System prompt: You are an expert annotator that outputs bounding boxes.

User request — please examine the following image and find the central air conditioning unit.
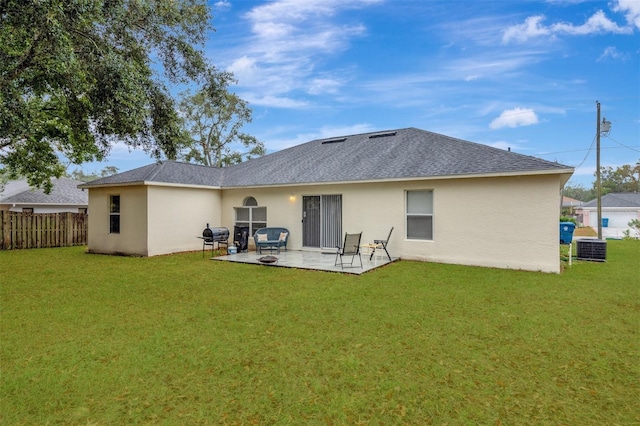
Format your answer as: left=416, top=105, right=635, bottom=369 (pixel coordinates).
left=576, top=239, right=607, bottom=262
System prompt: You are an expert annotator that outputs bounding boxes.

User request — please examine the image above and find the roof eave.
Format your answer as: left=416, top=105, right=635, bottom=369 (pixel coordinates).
left=145, top=182, right=222, bottom=190
left=221, top=168, right=576, bottom=189
left=0, top=202, right=87, bottom=206
left=578, top=206, right=640, bottom=210
left=79, top=181, right=221, bottom=190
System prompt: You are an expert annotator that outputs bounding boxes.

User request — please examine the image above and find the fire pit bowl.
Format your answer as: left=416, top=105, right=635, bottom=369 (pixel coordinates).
left=257, top=255, right=278, bottom=264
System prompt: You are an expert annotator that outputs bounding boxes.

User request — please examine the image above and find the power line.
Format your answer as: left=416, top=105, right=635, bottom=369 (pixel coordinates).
left=573, top=134, right=596, bottom=169
left=539, top=144, right=640, bottom=156
left=605, top=135, right=640, bottom=153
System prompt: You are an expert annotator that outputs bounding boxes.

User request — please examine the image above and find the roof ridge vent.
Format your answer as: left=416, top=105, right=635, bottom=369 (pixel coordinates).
left=321, top=137, right=347, bottom=144
left=368, top=131, right=397, bottom=139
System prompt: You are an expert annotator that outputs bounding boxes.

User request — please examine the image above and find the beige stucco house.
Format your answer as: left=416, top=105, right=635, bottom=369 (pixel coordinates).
left=79, top=128, right=574, bottom=272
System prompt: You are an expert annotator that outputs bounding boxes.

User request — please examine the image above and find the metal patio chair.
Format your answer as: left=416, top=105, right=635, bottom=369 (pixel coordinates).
left=370, top=227, right=393, bottom=262
left=335, top=232, right=363, bottom=269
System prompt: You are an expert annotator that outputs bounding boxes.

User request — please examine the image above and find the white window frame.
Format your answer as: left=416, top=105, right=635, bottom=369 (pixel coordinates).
left=234, top=197, right=267, bottom=235
left=406, top=190, right=433, bottom=240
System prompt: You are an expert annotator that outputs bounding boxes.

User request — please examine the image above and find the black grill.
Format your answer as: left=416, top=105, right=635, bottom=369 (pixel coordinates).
left=202, top=225, right=229, bottom=256
left=203, top=226, right=229, bottom=243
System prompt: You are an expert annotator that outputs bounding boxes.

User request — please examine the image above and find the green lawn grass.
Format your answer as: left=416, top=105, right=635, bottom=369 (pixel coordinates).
left=1, top=242, right=638, bottom=425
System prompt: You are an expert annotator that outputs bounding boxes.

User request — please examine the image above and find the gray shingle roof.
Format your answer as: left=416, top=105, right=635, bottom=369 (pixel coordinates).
left=582, top=193, right=640, bottom=208
left=0, top=177, right=87, bottom=205
left=221, top=127, right=571, bottom=187
left=80, top=160, right=224, bottom=188
left=80, top=127, right=573, bottom=189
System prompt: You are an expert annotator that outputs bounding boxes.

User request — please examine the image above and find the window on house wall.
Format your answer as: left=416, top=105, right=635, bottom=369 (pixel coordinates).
left=235, top=196, right=267, bottom=235
left=109, top=195, right=120, bottom=234
left=22, top=208, right=34, bottom=213
left=406, top=190, right=433, bottom=240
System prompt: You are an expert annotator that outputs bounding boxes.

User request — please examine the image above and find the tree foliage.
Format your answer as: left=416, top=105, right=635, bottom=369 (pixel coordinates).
left=564, top=160, right=639, bottom=202
left=179, top=72, right=265, bottom=167
left=0, top=0, right=212, bottom=192
left=562, top=183, right=595, bottom=202
left=596, top=160, right=640, bottom=194
left=66, top=166, right=119, bottom=182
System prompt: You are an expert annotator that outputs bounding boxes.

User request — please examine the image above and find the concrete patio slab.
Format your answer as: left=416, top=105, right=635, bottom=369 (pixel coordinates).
left=211, top=249, right=397, bottom=275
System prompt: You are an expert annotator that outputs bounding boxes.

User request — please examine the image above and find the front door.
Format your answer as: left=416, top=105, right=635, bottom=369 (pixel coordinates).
left=302, top=195, right=342, bottom=248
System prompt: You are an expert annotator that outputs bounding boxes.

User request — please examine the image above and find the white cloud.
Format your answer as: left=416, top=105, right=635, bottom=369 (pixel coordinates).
left=502, top=15, right=551, bottom=43
left=213, top=1, right=231, bottom=12
left=220, top=0, right=380, bottom=107
left=613, top=0, right=640, bottom=29
left=227, top=56, right=259, bottom=82
left=307, top=78, right=343, bottom=95
left=597, top=46, right=625, bottom=61
left=551, top=10, right=631, bottom=35
left=489, top=108, right=539, bottom=129
left=242, top=94, right=309, bottom=109
left=503, top=9, right=632, bottom=43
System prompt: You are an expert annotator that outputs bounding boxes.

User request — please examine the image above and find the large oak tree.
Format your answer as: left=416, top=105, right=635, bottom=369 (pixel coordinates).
left=179, top=71, right=265, bottom=168
left=1, top=0, right=212, bottom=192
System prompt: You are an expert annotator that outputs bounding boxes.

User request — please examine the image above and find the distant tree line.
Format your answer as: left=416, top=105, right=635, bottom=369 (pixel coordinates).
left=564, top=160, right=640, bottom=201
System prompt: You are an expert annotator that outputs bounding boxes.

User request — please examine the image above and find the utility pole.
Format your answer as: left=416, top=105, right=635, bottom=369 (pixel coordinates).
left=596, top=101, right=602, bottom=240
left=595, top=101, right=611, bottom=240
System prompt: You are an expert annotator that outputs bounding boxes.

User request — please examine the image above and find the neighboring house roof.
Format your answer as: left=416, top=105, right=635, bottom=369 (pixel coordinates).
left=80, top=127, right=573, bottom=189
left=562, top=196, right=583, bottom=207
left=581, top=193, right=640, bottom=208
left=0, top=177, right=88, bottom=205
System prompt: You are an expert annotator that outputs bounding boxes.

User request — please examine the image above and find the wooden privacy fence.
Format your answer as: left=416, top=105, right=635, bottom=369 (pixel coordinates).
left=0, top=211, right=88, bottom=250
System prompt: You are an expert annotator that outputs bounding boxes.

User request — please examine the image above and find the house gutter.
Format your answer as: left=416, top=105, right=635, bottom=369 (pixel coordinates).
left=6, top=202, right=87, bottom=206
left=78, top=181, right=222, bottom=190
left=77, top=167, right=573, bottom=191
left=221, top=168, right=576, bottom=190
left=578, top=206, right=640, bottom=211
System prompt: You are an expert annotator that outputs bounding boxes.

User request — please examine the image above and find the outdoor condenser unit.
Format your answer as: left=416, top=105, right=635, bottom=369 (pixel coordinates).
left=576, top=239, right=607, bottom=262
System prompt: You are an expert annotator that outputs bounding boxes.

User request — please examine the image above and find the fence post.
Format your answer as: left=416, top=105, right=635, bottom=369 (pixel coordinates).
left=1, top=211, right=9, bottom=249
left=65, top=212, right=71, bottom=247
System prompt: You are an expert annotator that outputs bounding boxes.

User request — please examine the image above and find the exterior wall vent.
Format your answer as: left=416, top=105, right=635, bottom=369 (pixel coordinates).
left=321, top=138, right=347, bottom=144
left=368, top=132, right=397, bottom=139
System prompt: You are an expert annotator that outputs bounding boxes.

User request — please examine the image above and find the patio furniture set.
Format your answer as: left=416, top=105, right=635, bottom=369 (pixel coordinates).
left=201, top=225, right=392, bottom=269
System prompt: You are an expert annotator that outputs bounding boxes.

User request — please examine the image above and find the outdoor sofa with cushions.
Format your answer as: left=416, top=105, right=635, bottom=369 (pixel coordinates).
left=253, top=227, right=289, bottom=254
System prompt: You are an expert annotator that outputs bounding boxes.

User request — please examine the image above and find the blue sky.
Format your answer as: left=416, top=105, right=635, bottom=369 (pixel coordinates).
left=93, top=0, right=639, bottom=188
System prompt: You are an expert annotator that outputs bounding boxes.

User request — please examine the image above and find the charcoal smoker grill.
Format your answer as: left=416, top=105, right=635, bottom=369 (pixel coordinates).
left=202, top=224, right=229, bottom=257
